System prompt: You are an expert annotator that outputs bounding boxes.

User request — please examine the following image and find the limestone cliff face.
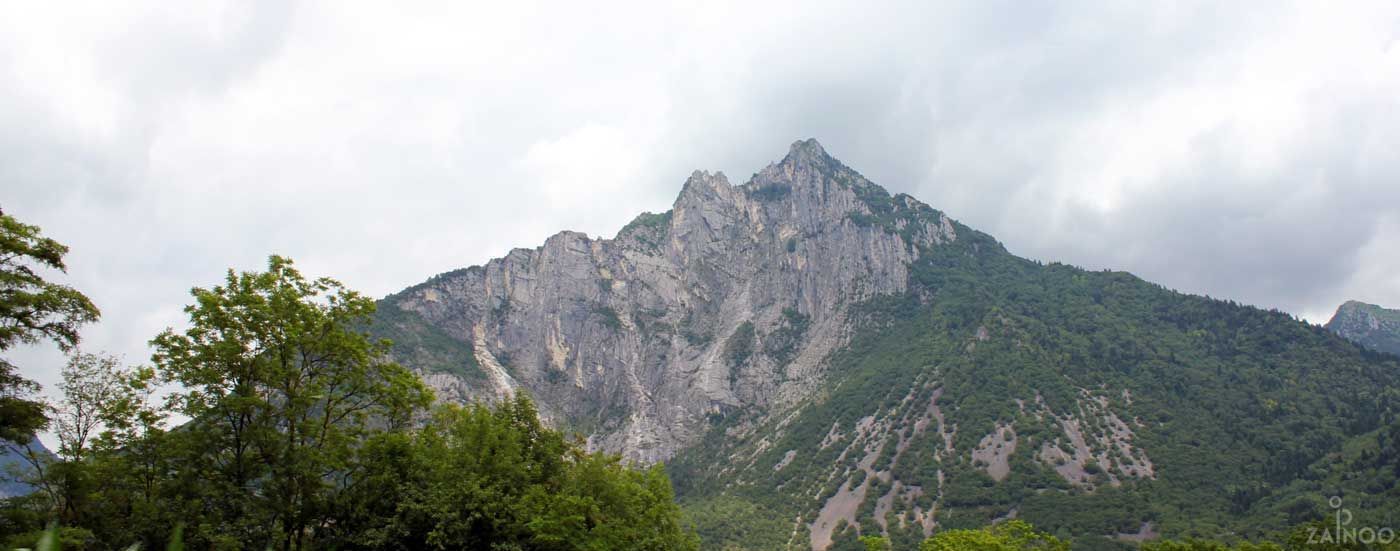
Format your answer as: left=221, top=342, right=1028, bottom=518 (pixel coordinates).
left=381, top=140, right=958, bottom=462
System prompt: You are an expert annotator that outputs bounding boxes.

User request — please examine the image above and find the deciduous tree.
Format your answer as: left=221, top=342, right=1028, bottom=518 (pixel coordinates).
left=0, top=209, right=99, bottom=444
left=151, top=255, right=431, bottom=549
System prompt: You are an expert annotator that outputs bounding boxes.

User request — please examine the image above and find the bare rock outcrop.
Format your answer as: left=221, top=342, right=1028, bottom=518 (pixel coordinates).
left=381, top=139, right=957, bottom=462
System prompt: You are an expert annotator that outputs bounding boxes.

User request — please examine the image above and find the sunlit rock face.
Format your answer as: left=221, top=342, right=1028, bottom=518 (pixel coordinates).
left=381, top=139, right=957, bottom=462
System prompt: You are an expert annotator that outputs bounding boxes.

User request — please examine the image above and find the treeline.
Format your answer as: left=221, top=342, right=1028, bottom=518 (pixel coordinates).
left=0, top=209, right=697, bottom=550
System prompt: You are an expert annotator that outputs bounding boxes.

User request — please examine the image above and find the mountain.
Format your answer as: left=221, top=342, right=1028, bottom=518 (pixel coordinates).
left=0, top=439, right=49, bottom=498
left=1326, top=300, right=1400, bottom=356
left=376, top=139, right=951, bottom=463
left=373, top=140, right=1400, bottom=549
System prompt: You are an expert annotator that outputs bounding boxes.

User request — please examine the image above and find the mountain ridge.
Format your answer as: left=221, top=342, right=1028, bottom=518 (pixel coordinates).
left=375, top=138, right=958, bottom=462
left=371, top=140, right=1400, bottom=549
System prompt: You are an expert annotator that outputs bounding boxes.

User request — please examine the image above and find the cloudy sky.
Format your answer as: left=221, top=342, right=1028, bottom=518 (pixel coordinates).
left=5, top=1, right=1400, bottom=397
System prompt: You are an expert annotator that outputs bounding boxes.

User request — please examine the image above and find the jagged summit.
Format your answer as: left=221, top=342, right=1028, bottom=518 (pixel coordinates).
left=756, top=138, right=842, bottom=190
left=676, top=139, right=837, bottom=202
left=377, top=139, right=959, bottom=462
left=674, top=169, right=734, bottom=206
left=787, top=137, right=829, bottom=159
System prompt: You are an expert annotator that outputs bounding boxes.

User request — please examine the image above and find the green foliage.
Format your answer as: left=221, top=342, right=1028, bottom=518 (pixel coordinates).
left=618, top=211, right=673, bottom=250
left=921, top=520, right=1068, bottom=551
left=681, top=495, right=790, bottom=550
left=149, top=255, right=434, bottom=548
left=762, top=308, right=811, bottom=368
left=620, top=211, right=673, bottom=235
left=0, top=210, right=101, bottom=354
left=9, top=351, right=165, bottom=532
left=0, top=210, right=100, bottom=445
left=51, top=352, right=154, bottom=463
left=1143, top=539, right=1283, bottom=550
left=368, top=301, right=483, bottom=380
left=838, top=171, right=952, bottom=248
left=723, top=322, right=755, bottom=383
left=330, top=394, right=698, bottom=550
left=1137, top=520, right=1400, bottom=551
left=672, top=215, right=1400, bottom=547
left=0, top=256, right=697, bottom=550
left=5, top=523, right=92, bottom=550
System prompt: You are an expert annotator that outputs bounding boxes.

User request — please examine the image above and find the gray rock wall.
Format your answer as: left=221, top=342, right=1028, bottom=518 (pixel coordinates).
left=386, top=140, right=957, bottom=462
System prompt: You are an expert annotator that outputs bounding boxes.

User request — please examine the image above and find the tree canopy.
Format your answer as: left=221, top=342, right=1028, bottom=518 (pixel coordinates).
left=920, top=520, right=1069, bottom=551
left=0, top=209, right=100, bottom=445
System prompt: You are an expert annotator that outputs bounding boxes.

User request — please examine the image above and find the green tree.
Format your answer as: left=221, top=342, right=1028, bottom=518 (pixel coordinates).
left=1280, top=519, right=1400, bottom=550
left=30, top=352, right=168, bottom=538
left=0, top=209, right=99, bottom=444
left=920, top=520, right=1068, bottom=551
left=52, top=352, right=139, bottom=463
left=150, top=255, right=432, bottom=549
left=358, top=394, right=699, bottom=551
left=1143, top=539, right=1284, bottom=550
left=15, top=352, right=129, bottom=527
left=860, top=535, right=892, bottom=550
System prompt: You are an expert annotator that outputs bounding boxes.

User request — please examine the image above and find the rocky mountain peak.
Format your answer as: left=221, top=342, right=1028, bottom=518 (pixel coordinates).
left=752, top=138, right=841, bottom=194
left=377, top=139, right=966, bottom=462
left=1337, top=300, right=1371, bottom=314
left=785, top=137, right=830, bottom=164
left=1327, top=299, right=1400, bottom=356
left=678, top=170, right=731, bottom=199
left=676, top=169, right=736, bottom=205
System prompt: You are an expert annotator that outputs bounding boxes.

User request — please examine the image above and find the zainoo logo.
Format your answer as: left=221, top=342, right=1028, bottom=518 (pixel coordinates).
left=1306, top=496, right=1396, bottom=545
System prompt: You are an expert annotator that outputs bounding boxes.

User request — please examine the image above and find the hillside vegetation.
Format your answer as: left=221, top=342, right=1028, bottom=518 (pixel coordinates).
left=670, top=207, right=1400, bottom=550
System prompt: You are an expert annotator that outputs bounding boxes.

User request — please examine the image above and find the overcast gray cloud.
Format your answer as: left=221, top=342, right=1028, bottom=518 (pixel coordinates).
left=4, top=1, right=1400, bottom=405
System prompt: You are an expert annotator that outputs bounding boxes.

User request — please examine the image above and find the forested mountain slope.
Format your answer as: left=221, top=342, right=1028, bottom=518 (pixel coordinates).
left=670, top=224, right=1400, bottom=550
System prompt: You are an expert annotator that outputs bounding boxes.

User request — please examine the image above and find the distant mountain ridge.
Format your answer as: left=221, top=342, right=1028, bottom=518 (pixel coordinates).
left=1326, top=300, right=1400, bottom=356
left=0, top=439, right=48, bottom=498
left=373, top=140, right=1400, bottom=549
